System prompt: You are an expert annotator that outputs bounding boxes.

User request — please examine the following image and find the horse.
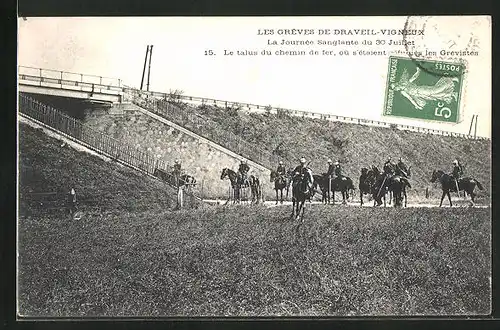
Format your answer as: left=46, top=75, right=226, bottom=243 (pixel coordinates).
left=248, top=175, right=263, bottom=204
left=179, top=174, right=196, bottom=192
left=386, top=175, right=412, bottom=207
left=270, top=170, right=288, bottom=204
left=221, top=168, right=261, bottom=204
left=371, top=166, right=392, bottom=207
left=291, top=168, right=315, bottom=221
left=313, top=173, right=354, bottom=205
left=397, top=165, right=412, bottom=207
left=330, top=175, right=355, bottom=205
left=153, top=168, right=195, bottom=188
left=430, top=169, right=484, bottom=207
left=312, top=174, right=329, bottom=204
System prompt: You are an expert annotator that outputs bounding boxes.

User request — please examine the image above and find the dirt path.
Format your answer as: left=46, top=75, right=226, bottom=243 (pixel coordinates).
left=202, top=199, right=490, bottom=209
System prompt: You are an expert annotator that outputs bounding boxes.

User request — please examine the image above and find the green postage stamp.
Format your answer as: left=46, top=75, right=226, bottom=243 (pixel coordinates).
left=383, top=56, right=465, bottom=123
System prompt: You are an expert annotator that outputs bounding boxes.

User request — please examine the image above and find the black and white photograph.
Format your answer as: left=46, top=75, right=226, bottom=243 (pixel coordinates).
left=17, top=16, right=491, bottom=317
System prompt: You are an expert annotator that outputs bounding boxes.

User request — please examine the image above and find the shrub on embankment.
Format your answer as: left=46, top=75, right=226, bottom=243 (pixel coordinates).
left=18, top=204, right=490, bottom=316
left=18, top=122, right=177, bottom=214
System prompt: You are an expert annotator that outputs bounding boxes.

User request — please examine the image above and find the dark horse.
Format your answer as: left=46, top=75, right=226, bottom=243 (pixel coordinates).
left=370, top=166, right=394, bottom=207
left=221, top=168, right=262, bottom=204
left=372, top=168, right=411, bottom=207
left=331, top=175, right=355, bottom=205
left=313, top=173, right=354, bottom=205
left=154, top=168, right=196, bottom=188
left=270, top=170, right=289, bottom=204
left=386, top=175, right=412, bottom=207
left=430, top=169, right=484, bottom=207
left=291, top=168, right=315, bottom=221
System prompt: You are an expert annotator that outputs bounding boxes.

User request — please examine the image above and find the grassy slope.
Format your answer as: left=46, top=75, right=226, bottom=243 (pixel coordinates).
left=192, top=104, right=490, bottom=198
left=18, top=122, right=177, bottom=214
left=18, top=204, right=490, bottom=316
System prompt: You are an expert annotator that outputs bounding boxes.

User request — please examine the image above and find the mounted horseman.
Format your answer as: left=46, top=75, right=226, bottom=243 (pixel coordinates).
left=333, top=160, right=342, bottom=180
left=292, top=157, right=314, bottom=201
left=395, top=157, right=410, bottom=178
left=238, top=159, right=250, bottom=187
left=270, top=160, right=289, bottom=204
left=290, top=157, right=315, bottom=220
left=391, top=157, right=412, bottom=206
left=451, top=159, right=464, bottom=197
left=276, top=160, right=287, bottom=178
left=359, top=167, right=377, bottom=206
left=325, top=159, right=335, bottom=203
left=373, top=157, right=396, bottom=206
left=330, top=160, right=354, bottom=205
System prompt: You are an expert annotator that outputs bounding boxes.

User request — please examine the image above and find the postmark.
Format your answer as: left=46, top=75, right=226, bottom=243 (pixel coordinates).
left=383, top=56, right=464, bottom=123
left=401, top=16, right=482, bottom=78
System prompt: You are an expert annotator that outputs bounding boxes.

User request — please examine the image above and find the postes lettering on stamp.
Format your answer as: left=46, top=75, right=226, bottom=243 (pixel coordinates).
left=401, top=16, right=482, bottom=79
left=383, top=56, right=463, bottom=123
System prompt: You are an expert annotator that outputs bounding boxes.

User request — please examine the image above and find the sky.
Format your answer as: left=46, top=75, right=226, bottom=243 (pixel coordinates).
left=18, top=16, right=491, bottom=138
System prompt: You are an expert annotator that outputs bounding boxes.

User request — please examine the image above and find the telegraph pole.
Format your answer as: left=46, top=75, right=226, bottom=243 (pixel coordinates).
left=140, top=45, right=150, bottom=90
left=147, top=45, right=153, bottom=91
left=474, top=115, right=478, bottom=138
left=468, top=114, right=474, bottom=135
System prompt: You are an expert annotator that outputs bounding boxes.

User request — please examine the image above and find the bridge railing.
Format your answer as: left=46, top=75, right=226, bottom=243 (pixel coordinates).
left=17, top=66, right=488, bottom=140
left=127, top=89, right=291, bottom=170
left=18, top=93, right=201, bottom=207
left=18, top=66, right=122, bottom=87
left=130, top=88, right=488, bottom=141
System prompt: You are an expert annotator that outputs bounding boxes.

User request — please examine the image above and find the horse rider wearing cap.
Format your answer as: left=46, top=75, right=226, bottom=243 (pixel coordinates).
left=292, top=157, right=313, bottom=194
left=383, top=156, right=396, bottom=177
left=326, top=159, right=335, bottom=178
left=238, top=159, right=250, bottom=186
left=395, top=157, right=409, bottom=178
left=277, top=160, right=286, bottom=178
left=293, top=157, right=308, bottom=176
left=376, top=156, right=396, bottom=198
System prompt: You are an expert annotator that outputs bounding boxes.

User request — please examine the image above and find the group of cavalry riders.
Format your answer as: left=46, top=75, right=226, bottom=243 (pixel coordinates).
left=180, top=153, right=464, bottom=195
left=263, top=156, right=465, bottom=196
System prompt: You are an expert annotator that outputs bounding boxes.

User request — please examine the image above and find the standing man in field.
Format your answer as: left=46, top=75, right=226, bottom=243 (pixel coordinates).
left=173, top=159, right=182, bottom=187
left=68, top=187, right=77, bottom=218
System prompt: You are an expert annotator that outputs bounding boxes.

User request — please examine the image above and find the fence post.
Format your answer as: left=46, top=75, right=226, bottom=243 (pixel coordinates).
left=201, top=179, right=204, bottom=201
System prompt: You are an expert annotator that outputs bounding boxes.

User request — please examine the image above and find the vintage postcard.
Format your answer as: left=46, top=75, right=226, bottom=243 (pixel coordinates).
left=17, top=16, right=491, bottom=318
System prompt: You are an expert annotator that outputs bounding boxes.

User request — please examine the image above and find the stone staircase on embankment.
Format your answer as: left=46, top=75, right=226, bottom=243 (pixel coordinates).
left=81, top=93, right=276, bottom=200
left=18, top=93, right=201, bottom=207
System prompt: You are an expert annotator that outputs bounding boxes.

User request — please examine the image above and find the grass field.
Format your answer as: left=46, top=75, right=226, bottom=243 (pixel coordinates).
left=18, top=101, right=491, bottom=318
left=18, top=204, right=491, bottom=317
